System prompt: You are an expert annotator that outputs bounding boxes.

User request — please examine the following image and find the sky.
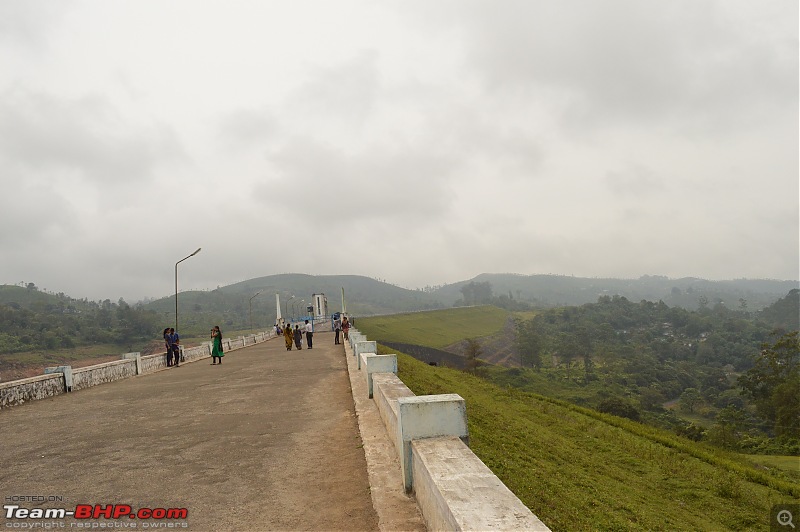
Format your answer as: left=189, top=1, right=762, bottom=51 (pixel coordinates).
left=1, top=0, right=797, bottom=303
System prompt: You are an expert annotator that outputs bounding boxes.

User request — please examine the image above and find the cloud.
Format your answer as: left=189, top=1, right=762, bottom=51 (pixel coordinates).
left=0, top=88, right=185, bottom=186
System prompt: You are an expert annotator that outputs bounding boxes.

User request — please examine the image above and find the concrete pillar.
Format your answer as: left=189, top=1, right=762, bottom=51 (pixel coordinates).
left=354, top=340, right=377, bottom=369
left=362, top=353, right=398, bottom=398
left=397, top=394, right=469, bottom=491
left=121, top=352, right=142, bottom=375
left=44, top=366, right=74, bottom=392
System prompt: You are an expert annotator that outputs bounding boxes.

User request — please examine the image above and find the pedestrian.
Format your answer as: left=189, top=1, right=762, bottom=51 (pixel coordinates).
left=283, top=323, right=294, bottom=351
left=275, top=323, right=282, bottom=336
left=334, top=317, right=341, bottom=345
left=163, top=328, right=173, bottom=366
left=294, top=324, right=303, bottom=350
left=342, top=316, right=350, bottom=342
left=170, top=328, right=181, bottom=367
left=211, top=325, right=224, bottom=364
left=304, top=319, right=313, bottom=349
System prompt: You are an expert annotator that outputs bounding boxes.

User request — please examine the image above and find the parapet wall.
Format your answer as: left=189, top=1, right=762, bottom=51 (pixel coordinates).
left=0, top=331, right=276, bottom=410
left=348, top=329, right=551, bottom=532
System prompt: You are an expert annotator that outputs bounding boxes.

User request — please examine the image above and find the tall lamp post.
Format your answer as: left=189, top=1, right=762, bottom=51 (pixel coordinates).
left=175, top=247, right=202, bottom=332
left=285, top=296, right=295, bottom=322
left=249, top=290, right=263, bottom=333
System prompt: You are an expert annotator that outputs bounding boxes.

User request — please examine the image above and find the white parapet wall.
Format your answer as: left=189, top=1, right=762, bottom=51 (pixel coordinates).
left=0, top=330, right=277, bottom=410
left=351, top=331, right=551, bottom=531
left=0, top=373, right=66, bottom=409
left=361, top=353, right=398, bottom=399
left=354, top=340, right=377, bottom=369
left=412, top=436, right=551, bottom=532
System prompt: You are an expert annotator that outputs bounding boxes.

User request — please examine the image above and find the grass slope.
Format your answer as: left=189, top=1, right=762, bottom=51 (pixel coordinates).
left=356, top=305, right=508, bottom=348
left=358, top=307, right=798, bottom=531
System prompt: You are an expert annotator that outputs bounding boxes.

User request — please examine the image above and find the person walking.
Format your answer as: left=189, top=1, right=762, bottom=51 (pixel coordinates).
left=283, top=323, right=294, bottom=351
left=334, top=317, right=341, bottom=345
left=211, top=326, right=224, bottom=364
left=342, top=316, right=350, bottom=342
left=293, top=324, right=303, bottom=350
left=304, top=320, right=313, bottom=349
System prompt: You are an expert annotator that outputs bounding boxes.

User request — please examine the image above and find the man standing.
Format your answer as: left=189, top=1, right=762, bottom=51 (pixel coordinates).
left=304, top=320, right=314, bottom=349
left=170, top=328, right=181, bottom=367
left=334, top=317, right=341, bottom=345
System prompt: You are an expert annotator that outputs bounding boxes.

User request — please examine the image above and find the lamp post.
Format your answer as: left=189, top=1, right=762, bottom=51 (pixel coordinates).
left=292, top=299, right=305, bottom=320
left=249, top=290, right=263, bottom=333
left=285, top=296, right=295, bottom=322
left=175, top=247, right=201, bottom=332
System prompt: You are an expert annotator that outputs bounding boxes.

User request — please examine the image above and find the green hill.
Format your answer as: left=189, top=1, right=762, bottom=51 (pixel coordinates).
left=433, top=273, right=798, bottom=311
left=357, top=308, right=799, bottom=531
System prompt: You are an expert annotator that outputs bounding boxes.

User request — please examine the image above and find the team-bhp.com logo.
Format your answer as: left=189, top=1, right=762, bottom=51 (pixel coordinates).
left=4, top=503, right=188, bottom=521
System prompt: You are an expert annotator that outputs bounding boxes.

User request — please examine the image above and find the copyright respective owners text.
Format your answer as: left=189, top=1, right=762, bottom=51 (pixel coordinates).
left=3, top=495, right=190, bottom=529
left=773, top=504, right=800, bottom=532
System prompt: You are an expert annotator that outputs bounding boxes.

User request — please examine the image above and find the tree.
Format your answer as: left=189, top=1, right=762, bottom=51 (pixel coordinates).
left=739, top=331, right=800, bottom=437
left=460, top=281, right=493, bottom=305
left=679, top=387, right=701, bottom=413
left=514, top=319, right=543, bottom=369
left=464, top=338, right=481, bottom=374
left=598, top=397, right=641, bottom=421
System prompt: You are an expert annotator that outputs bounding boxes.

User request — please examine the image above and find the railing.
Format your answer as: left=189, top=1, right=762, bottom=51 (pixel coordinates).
left=0, top=331, right=276, bottom=409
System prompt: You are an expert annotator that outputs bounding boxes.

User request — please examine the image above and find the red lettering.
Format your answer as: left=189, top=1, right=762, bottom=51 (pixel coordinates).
left=151, top=508, right=166, bottom=519
left=74, top=505, right=92, bottom=519
left=94, top=505, right=114, bottom=518
left=113, top=505, right=132, bottom=519
left=138, top=508, right=151, bottom=519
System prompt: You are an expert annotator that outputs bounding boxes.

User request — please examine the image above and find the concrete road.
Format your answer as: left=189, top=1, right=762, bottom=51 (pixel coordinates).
left=0, top=331, right=379, bottom=531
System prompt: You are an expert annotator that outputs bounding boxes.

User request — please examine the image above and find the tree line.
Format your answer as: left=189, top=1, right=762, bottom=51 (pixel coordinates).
left=509, top=290, right=799, bottom=453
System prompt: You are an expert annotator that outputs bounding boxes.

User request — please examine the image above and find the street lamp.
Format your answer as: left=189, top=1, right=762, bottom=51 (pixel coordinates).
left=175, top=247, right=201, bottom=332
left=249, top=290, right=263, bottom=333
left=285, top=295, right=295, bottom=322
left=292, top=299, right=305, bottom=320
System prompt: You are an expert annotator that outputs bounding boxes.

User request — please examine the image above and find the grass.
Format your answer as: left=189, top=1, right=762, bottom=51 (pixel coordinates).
left=355, top=305, right=508, bottom=348
left=392, top=349, right=797, bottom=531
left=359, top=307, right=799, bottom=531
left=746, top=455, right=800, bottom=480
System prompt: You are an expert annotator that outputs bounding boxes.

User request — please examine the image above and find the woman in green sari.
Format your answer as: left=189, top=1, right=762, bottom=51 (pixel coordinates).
left=211, top=325, right=224, bottom=364
left=283, top=323, right=294, bottom=351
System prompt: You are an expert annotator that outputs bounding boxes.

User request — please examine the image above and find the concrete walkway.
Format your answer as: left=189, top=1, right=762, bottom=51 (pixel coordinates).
left=0, top=331, right=380, bottom=531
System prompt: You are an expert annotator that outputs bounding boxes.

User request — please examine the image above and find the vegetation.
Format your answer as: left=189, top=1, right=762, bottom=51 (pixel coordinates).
left=389, top=349, right=798, bottom=531
left=506, top=292, right=799, bottom=453
left=358, top=304, right=800, bottom=530
left=352, top=306, right=508, bottom=348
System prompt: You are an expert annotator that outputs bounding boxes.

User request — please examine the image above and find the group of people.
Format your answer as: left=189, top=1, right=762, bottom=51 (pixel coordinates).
left=163, top=327, right=181, bottom=367
left=163, top=325, right=225, bottom=366
left=282, top=320, right=314, bottom=351
left=165, top=315, right=352, bottom=364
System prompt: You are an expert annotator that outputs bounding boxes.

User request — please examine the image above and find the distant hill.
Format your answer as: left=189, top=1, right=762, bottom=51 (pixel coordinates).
left=431, top=273, right=798, bottom=311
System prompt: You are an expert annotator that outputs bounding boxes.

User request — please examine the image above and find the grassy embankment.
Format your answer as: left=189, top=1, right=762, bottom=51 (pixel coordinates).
left=358, top=306, right=799, bottom=531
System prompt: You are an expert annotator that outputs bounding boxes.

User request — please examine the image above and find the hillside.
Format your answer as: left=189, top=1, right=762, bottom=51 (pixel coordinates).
left=392, top=351, right=797, bottom=530
left=432, top=273, right=798, bottom=311
left=357, top=309, right=799, bottom=530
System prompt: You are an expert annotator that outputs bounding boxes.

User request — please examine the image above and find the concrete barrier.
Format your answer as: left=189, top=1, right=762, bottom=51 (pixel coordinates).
left=0, top=373, right=66, bottom=408
left=350, top=332, right=551, bottom=531
left=412, top=436, right=550, bottom=531
left=0, top=330, right=276, bottom=410
left=354, top=340, right=377, bottom=369
left=361, top=353, right=397, bottom=398
left=72, top=359, right=137, bottom=391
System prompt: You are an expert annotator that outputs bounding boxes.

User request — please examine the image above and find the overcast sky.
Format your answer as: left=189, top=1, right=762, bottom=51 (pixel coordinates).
left=1, top=0, right=797, bottom=302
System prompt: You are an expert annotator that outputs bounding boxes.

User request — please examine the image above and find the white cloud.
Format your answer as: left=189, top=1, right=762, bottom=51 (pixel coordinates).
left=0, top=0, right=796, bottom=301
